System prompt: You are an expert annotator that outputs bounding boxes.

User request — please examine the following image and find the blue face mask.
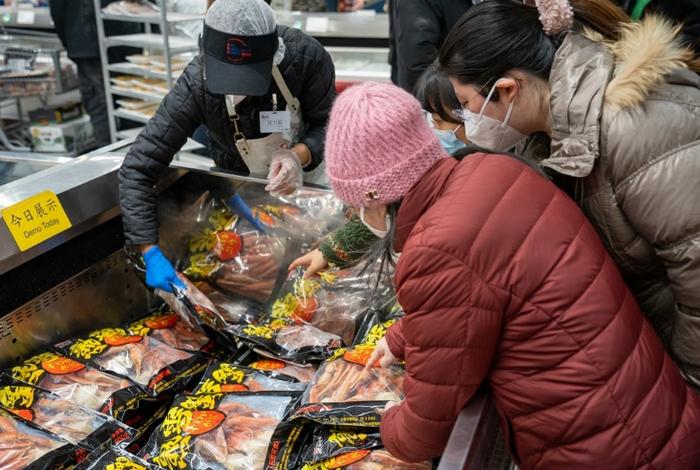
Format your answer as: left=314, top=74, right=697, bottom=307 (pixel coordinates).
left=434, top=127, right=466, bottom=155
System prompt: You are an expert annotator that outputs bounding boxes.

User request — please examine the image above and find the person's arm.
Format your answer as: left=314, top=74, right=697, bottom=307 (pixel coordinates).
left=297, top=36, right=336, bottom=171
left=395, top=0, right=442, bottom=91
left=380, top=245, right=503, bottom=462
left=118, top=58, right=205, bottom=248
left=617, top=147, right=700, bottom=383
left=318, top=217, right=379, bottom=268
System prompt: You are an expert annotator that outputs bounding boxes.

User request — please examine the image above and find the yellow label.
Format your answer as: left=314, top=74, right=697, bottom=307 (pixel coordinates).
left=1, top=191, right=71, bottom=252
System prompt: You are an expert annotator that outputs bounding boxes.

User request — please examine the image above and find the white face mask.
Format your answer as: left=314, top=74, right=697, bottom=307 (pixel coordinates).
left=360, top=207, right=390, bottom=239
left=462, top=79, right=526, bottom=151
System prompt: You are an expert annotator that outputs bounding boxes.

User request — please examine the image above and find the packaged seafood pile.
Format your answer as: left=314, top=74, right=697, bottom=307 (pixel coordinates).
left=56, top=327, right=207, bottom=397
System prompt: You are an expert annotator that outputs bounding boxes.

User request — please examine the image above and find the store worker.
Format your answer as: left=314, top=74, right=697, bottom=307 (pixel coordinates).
left=50, top=0, right=141, bottom=148
left=320, top=81, right=700, bottom=468
left=290, top=63, right=468, bottom=275
left=439, top=0, right=700, bottom=387
left=119, top=0, right=335, bottom=293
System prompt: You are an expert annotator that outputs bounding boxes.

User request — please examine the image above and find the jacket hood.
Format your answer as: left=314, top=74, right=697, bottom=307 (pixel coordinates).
left=541, top=15, right=696, bottom=177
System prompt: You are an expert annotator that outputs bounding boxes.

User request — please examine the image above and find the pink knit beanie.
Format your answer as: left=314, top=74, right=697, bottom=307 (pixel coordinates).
left=325, top=82, right=447, bottom=208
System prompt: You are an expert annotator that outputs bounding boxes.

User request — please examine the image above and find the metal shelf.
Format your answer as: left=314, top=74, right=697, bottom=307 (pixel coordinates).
left=100, top=11, right=204, bottom=24
left=105, top=34, right=197, bottom=54
left=108, top=62, right=181, bottom=81
left=111, top=86, right=165, bottom=103
left=114, top=108, right=153, bottom=124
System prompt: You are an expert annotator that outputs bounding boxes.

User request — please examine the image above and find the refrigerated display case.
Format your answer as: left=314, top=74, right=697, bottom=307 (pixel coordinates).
left=0, top=139, right=511, bottom=469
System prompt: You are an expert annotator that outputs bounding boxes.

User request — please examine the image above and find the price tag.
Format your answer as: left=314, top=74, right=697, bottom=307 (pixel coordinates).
left=16, top=10, right=36, bottom=25
left=260, top=111, right=291, bottom=134
left=305, top=16, right=329, bottom=33
left=2, top=190, right=72, bottom=252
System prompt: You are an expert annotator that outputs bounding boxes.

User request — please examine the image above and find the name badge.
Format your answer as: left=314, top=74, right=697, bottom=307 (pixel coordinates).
left=260, top=111, right=291, bottom=134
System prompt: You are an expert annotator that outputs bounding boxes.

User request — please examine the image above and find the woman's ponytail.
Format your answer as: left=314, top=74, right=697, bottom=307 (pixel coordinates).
left=569, top=0, right=631, bottom=41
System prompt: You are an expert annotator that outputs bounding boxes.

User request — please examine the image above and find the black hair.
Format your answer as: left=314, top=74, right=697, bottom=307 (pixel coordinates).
left=439, top=0, right=630, bottom=90
left=413, top=62, right=461, bottom=124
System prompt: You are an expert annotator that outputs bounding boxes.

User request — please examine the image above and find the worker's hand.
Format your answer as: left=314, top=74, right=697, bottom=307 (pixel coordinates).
left=366, top=337, right=398, bottom=370
left=227, top=193, right=266, bottom=232
left=289, top=249, right=328, bottom=278
left=143, top=246, right=186, bottom=293
left=265, top=149, right=303, bottom=196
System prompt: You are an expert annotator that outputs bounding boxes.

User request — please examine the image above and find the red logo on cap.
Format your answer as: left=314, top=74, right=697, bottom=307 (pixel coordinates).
left=225, top=38, right=253, bottom=64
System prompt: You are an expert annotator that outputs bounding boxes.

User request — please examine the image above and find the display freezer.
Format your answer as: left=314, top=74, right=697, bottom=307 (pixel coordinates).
left=0, top=140, right=511, bottom=469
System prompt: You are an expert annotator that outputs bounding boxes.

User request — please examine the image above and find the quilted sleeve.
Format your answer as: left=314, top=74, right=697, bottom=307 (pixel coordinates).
left=118, top=58, right=205, bottom=246
left=380, top=244, right=503, bottom=462
left=318, top=217, right=378, bottom=268
left=616, top=141, right=700, bottom=383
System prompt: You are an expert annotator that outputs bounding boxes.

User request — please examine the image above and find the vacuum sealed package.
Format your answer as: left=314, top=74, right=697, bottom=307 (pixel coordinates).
left=140, top=391, right=299, bottom=470
left=300, top=449, right=433, bottom=470
left=228, top=322, right=342, bottom=365
left=233, top=349, right=317, bottom=384
left=9, top=351, right=148, bottom=420
left=0, top=379, right=135, bottom=451
left=76, top=446, right=163, bottom=470
left=56, top=327, right=206, bottom=397
left=191, top=361, right=306, bottom=395
left=182, top=198, right=287, bottom=304
left=128, top=312, right=214, bottom=354
left=0, top=409, right=82, bottom=469
left=264, top=267, right=393, bottom=346
left=196, top=282, right=262, bottom=326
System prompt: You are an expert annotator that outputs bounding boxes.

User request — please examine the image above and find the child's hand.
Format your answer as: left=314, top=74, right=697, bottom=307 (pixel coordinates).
left=366, top=338, right=397, bottom=370
left=289, top=249, right=328, bottom=278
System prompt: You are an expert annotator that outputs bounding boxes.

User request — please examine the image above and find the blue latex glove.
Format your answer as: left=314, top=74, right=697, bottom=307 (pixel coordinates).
left=143, top=246, right=186, bottom=293
left=227, top=193, right=266, bottom=232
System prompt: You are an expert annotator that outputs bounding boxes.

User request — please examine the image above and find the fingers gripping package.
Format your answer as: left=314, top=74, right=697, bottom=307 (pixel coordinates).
left=0, top=379, right=135, bottom=451
left=191, top=361, right=306, bottom=395
left=0, top=409, right=84, bottom=469
left=56, top=327, right=206, bottom=397
left=76, top=447, right=163, bottom=470
left=139, top=391, right=299, bottom=470
left=9, top=351, right=146, bottom=420
left=182, top=198, right=287, bottom=304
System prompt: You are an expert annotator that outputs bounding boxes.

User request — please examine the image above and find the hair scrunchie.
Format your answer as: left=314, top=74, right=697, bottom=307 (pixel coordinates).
left=535, top=0, right=574, bottom=36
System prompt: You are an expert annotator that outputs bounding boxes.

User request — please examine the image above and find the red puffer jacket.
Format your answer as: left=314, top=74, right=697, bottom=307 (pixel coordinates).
left=380, top=154, right=700, bottom=469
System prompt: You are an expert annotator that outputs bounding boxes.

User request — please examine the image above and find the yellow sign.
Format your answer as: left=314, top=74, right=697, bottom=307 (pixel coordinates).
left=1, top=190, right=72, bottom=252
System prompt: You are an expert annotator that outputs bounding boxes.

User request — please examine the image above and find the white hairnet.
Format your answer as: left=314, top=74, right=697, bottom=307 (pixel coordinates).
left=205, top=0, right=286, bottom=65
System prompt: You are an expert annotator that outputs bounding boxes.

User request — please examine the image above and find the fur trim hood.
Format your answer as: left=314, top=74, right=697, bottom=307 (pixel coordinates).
left=540, top=15, right=697, bottom=178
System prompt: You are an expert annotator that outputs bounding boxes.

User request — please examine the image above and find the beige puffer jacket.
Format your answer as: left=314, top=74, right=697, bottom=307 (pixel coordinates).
left=539, top=16, right=700, bottom=385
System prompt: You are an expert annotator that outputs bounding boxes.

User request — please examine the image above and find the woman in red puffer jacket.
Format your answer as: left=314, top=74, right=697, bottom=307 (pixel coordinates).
left=312, top=81, right=700, bottom=469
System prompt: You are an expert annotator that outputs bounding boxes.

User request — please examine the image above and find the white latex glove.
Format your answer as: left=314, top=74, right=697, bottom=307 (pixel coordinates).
left=265, top=149, right=303, bottom=196
left=365, top=337, right=398, bottom=370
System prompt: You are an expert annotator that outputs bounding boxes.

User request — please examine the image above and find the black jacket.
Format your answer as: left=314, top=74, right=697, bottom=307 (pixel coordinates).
left=390, top=0, right=471, bottom=91
left=119, top=26, right=336, bottom=246
left=50, top=0, right=141, bottom=60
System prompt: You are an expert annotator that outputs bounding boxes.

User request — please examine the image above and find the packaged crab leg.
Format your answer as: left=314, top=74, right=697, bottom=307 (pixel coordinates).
left=195, top=282, right=262, bottom=326
left=0, top=409, right=83, bottom=470
left=127, top=311, right=225, bottom=358
left=76, top=446, right=164, bottom=470
left=140, top=391, right=300, bottom=470
left=0, top=378, right=135, bottom=451
left=300, top=449, right=433, bottom=470
left=56, top=327, right=206, bottom=397
left=231, top=349, right=317, bottom=384
left=191, top=361, right=306, bottom=395
left=9, top=351, right=148, bottom=420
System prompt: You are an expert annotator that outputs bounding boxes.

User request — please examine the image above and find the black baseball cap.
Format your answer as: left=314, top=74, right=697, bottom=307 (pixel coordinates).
left=202, top=0, right=279, bottom=96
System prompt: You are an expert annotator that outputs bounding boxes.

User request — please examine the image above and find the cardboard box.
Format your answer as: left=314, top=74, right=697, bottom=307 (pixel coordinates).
left=30, top=114, right=93, bottom=154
